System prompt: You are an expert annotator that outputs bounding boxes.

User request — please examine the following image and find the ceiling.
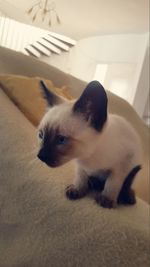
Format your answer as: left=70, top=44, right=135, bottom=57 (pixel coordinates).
left=0, top=0, right=149, bottom=40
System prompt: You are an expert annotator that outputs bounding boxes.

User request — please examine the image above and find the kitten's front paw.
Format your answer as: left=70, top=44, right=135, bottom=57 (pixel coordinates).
left=65, top=184, right=80, bottom=200
left=96, top=194, right=116, bottom=209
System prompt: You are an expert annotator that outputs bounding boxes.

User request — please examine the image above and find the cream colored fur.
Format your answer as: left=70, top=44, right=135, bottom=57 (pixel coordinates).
left=38, top=94, right=142, bottom=207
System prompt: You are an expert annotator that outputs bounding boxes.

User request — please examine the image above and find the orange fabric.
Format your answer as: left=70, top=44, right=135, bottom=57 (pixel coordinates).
left=0, top=74, right=73, bottom=126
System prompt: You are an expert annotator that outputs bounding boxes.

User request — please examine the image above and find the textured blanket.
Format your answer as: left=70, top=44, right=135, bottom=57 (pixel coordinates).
left=0, top=90, right=149, bottom=267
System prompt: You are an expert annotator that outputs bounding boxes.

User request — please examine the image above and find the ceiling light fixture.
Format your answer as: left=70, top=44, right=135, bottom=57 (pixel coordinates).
left=27, top=0, right=61, bottom=27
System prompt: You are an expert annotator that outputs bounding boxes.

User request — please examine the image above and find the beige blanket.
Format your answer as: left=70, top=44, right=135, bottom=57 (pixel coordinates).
left=0, top=89, right=149, bottom=267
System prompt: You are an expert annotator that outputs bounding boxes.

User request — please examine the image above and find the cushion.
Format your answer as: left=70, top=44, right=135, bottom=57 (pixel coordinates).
left=0, top=88, right=149, bottom=267
left=0, top=74, right=73, bottom=126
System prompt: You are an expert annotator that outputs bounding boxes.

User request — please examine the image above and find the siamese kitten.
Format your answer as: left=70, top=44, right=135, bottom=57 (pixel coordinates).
left=37, top=80, right=142, bottom=208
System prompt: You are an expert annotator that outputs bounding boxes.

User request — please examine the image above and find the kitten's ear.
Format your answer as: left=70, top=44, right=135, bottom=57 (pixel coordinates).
left=73, top=81, right=108, bottom=131
left=39, top=80, right=64, bottom=107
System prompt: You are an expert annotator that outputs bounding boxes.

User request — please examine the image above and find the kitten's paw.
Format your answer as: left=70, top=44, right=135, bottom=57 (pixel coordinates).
left=95, top=194, right=116, bottom=209
left=65, top=184, right=80, bottom=200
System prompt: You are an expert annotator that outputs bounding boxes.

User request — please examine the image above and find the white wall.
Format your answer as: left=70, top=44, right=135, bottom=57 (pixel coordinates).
left=41, top=33, right=149, bottom=118
left=132, top=45, right=149, bottom=117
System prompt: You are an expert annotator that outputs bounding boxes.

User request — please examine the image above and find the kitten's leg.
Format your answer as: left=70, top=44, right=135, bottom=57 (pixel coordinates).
left=96, top=167, right=128, bottom=208
left=88, top=176, right=105, bottom=191
left=88, top=170, right=111, bottom=191
left=66, top=166, right=88, bottom=200
left=96, top=164, right=141, bottom=208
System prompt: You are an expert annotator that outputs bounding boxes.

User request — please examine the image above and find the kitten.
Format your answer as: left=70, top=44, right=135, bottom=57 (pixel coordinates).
left=37, top=80, right=142, bottom=208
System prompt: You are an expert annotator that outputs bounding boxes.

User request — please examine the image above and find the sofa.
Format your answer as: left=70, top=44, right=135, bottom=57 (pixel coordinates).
left=0, top=47, right=149, bottom=267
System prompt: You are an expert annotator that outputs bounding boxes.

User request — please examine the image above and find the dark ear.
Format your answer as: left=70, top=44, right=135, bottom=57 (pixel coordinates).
left=39, top=80, right=64, bottom=107
left=73, top=81, right=108, bottom=131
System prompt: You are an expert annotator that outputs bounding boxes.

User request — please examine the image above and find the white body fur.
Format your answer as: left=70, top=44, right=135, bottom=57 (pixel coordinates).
left=74, top=114, right=142, bottom=202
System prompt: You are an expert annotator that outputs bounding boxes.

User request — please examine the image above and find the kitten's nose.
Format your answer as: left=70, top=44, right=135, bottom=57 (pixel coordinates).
left=37, top=150, right=47, bottom=163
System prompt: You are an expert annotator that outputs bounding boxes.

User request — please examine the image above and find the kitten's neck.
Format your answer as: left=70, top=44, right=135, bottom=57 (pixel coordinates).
left=77, top=118, right=109, bottom=164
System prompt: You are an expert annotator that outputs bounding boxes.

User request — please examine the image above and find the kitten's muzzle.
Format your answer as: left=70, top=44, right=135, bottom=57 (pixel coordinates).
left=37, top=150, right=48, bottom=163
left=37, top=149, right=59, bottom=167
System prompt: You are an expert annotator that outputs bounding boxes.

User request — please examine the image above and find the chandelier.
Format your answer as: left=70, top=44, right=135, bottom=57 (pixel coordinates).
left=27, top=0, right=61, bottom=27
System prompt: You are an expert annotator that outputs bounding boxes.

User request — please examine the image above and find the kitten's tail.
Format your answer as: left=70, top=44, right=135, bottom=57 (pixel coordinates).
left=118, top=165, right=142, bottom=205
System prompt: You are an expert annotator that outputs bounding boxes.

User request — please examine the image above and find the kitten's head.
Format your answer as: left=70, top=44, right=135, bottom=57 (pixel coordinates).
left=37, top=80, right=108, bottom=167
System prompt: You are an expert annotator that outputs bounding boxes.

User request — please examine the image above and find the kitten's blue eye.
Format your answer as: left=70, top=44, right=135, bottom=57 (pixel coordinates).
left=56, top=135, right=68, bottom=145
left=39, top=130, right=44, bottom=139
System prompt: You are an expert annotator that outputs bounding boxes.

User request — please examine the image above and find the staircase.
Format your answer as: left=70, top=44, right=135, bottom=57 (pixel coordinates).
left=0, top=14, right=76, bottom=58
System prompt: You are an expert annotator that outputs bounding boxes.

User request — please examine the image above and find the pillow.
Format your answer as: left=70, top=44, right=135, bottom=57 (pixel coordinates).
left=0, top=74, right=73, bottom=126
